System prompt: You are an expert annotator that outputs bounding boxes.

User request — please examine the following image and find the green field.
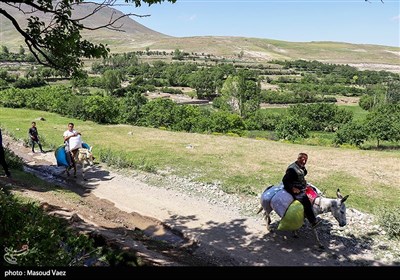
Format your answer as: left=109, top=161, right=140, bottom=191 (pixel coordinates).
left=339, top=105, right=369, bottom=121
left=1, top=107, right=399, bottom=213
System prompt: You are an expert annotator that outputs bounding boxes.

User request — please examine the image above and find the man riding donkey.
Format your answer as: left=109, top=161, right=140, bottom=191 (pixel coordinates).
left=63, top=122, right=82, bottom=170
left=282, top=152, right=321, bottom=229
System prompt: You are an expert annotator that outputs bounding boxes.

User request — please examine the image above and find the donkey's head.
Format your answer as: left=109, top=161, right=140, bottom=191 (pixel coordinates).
left=77, top=147, right=94, bottom=166
left=330, top=189, right=349, bottom=227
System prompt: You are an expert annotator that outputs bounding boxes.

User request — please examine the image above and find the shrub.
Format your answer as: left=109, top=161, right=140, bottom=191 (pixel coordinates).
left=376, top=207, right=400, bottom=240
left=275, top=115, right=310, bottom=141
left=334, top=121, right=368, bottom=147
left=0, top=190, right=97, bottom=266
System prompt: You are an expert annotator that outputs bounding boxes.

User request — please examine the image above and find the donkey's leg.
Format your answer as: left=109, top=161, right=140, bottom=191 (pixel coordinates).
left=82, top=162, right=86, bottom=181
left=312, top=228, right=324, bottom=249
left=263, top=211, right=273, bottom=232
left=72, top=161, right=77, bottom=178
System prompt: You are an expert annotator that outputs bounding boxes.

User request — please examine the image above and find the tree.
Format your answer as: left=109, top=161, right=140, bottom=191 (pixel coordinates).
left=189, top=68, right=217, bottom=99
left=1, top=45, right=9, bottom=56
left=220, top=75, right=241, bottom=115
left=172, top=49, right=184, bottom=60
left=102, top=69, right=122, bottom=94
left=334, top=121, right=368, bottom=147
left=0, top=0, right=176, bottom=77
left=18, top=45, right=25, bottom=56
left=365, top=104, right=400, bottom=147
left=275, top=115, right=310, bottom=141
left=219, top=71, right=261, bottom=118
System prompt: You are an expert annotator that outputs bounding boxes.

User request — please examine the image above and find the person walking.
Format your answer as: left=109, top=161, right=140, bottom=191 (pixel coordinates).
left=28, top=121, right=45, bottom=153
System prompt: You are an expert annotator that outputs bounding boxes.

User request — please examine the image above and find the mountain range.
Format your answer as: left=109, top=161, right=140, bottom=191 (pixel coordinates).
left=1, top=2, right=399, bottom=71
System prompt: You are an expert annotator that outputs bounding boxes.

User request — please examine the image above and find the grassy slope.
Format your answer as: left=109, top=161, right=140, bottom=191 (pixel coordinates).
left=2, top=23, right=399, bottom=66
left=128, top=37, right=400, bottom=66
left=1, top=107, right=399, bottom=213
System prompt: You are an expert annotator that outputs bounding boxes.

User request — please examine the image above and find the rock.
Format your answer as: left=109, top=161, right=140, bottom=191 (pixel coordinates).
left=69, top=213, right=84, bottom=224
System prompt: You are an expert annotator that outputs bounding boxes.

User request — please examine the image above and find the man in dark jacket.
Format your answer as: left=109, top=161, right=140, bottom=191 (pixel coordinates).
left=28, top=121, right=44, bottom=153
left=0, top=128, right=11, bottom=178
left=282, top=153, right=320, bottom=228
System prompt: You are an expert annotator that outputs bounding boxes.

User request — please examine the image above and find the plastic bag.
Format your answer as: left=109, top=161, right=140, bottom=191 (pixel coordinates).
left=68, top=134, right=82, bottom=151
left=277, top=200, right=304, bottom=231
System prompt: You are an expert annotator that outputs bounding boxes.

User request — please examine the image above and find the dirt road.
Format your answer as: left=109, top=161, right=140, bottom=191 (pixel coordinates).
left=3, top=136, right=399, bottom=266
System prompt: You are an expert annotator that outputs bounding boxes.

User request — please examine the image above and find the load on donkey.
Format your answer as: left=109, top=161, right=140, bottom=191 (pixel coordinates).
left=55, top=133, right=94, bottom=180
left=257, top=183, right=349, bottom=248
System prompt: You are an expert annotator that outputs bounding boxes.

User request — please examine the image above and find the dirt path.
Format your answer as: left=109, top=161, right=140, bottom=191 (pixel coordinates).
left=3, top=136, right=399, bottom=266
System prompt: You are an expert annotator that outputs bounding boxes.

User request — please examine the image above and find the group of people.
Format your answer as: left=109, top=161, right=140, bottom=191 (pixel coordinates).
left=3, top=122, right=319, bottom=227
left=1, top=122, right=83, bottom=177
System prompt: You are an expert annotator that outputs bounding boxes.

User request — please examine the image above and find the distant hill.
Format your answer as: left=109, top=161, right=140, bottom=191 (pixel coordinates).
left=1, top=2, right=399, bottom=71
left=0, top=2, right=168, bottom=49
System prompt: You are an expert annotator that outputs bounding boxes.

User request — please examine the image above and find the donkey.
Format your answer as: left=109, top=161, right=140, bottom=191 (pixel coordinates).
left=258, top=185, right=349, bottom=248
left=66, top=147, right=94, bottom=180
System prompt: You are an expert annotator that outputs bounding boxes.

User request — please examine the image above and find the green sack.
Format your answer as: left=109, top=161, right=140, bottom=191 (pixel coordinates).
left=277, top=200, right=304, bottom=231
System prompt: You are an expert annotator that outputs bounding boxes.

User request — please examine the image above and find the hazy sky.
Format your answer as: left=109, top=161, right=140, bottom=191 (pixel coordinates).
left=111, top=0, right=400, bottom=47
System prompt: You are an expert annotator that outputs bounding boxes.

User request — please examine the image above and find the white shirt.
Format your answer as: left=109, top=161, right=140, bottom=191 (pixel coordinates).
left=63, top=129, right=82, bottom=151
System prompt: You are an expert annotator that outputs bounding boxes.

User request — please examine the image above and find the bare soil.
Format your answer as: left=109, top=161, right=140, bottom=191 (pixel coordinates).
left=2, top=135, right=400, bottom=267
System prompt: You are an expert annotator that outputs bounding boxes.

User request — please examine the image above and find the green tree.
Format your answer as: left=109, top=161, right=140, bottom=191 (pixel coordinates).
left=102, top=70, right=122, bottom=94
left=334, top=121, right=368, bottom=147
left=138, top=98, right=176, bottom=128
left=220, top=75, right=241, bottom=115
left=189, top=68, right=217, bottom=99
left=119, top=92, right=148, bottom=124
left=1, top=0, right=176, bottom=76
left=288, top=103, right=350, bottom=131
left=360, top=84, right=394, bottom=111
left=172, top=49, right=184, bottom=60
left=365, top=104, right=400, bottom=147
left=18, top=45, right=25, bottom=56
left=82, top=95, right=118, bottom=123
left=1, top=45, right=9, bottom=55
left=386, top=80, right=400, bottom=104
left=275, top=115, right=310, bottom=141
left=219, top=72, right=261, bottom=118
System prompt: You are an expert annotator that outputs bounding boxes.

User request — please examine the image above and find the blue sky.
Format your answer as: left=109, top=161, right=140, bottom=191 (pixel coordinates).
left=111, top=0, right=400, bottom=47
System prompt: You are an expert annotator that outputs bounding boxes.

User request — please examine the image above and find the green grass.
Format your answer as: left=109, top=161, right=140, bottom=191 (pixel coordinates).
left=1, top=107, right=399, bottom=214
left=8, top=169, right=82, bottom=202
left=317, top=171, right=399, bottom=213
left=261, top=107, right=287, bottom=114
left=339, top=104, right=369, bottom=121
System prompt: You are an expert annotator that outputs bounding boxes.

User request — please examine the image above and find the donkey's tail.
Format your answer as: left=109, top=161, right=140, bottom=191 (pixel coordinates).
left=256, top=206, right=263, bottom=215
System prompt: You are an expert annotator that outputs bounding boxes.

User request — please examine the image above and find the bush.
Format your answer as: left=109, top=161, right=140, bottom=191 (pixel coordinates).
left=244, top=110, right=281, bottom=131
left=376, top=207, right=400, bottom=240
left=275, top=115, right=310, bottom=141
left=0, top=190, right=97, bottom=266
left=334, top=121, right=368, bottom=147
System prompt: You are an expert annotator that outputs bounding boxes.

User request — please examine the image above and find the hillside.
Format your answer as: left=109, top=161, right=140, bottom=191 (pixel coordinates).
left=1, top=2, right=399, bottom=71
left=0, top=2, right=168, bottom=49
